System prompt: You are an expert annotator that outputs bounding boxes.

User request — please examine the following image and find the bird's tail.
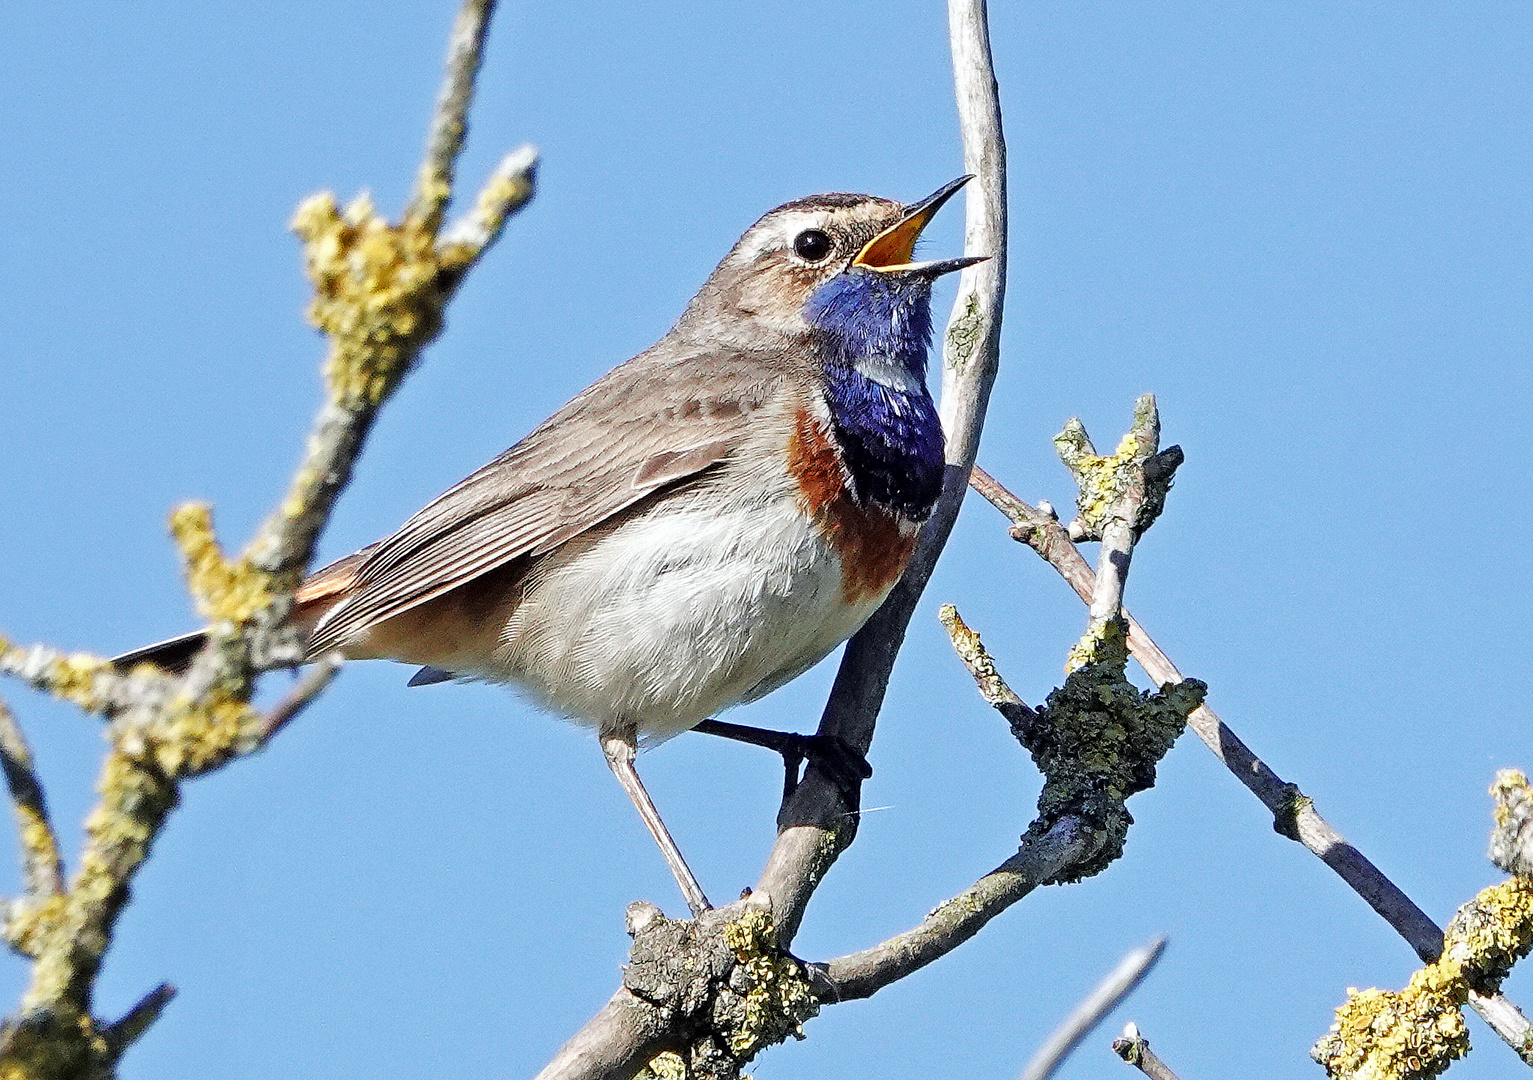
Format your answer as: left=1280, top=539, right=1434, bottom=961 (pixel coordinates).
left=110, top=547, right=373, bottom=675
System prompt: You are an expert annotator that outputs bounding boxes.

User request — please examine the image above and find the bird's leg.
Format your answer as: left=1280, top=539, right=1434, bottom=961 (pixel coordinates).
left=600, top=725, right=711, bottom=918
left=691, top=718, right=872, bottom=804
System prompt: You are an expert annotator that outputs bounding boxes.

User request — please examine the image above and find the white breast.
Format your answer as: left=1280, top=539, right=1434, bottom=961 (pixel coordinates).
left=481, top=489, right=889, bottom=741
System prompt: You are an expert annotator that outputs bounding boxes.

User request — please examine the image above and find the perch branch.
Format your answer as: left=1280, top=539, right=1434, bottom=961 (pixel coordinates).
left=540, top=3, right=1008, bottom=1076
left=1019, top=938, right=1167, bottom=1080
left=968, top=464, right=1533, bottom=1061
left=752, top=0, right=1009, bottom=951
left=1112, top=1023, right=1184, bottom=1080
left=818, top=401, right=1195, bottom=1005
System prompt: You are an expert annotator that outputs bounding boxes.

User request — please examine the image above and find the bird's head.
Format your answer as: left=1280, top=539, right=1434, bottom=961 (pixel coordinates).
left=671, top=177, right=985, bottom=351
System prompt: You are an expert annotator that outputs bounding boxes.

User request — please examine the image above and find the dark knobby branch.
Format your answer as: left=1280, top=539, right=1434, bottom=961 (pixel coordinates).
left=1113, top=1023, right=1185, bottom=1080
left=1017, top=938, right=1166, bottom=1080
left=0, top=2, right=536, bottom=1073
left=967, top=465, right=1533, bottom=1062
left=814, top=401, right=1200, bottom=1008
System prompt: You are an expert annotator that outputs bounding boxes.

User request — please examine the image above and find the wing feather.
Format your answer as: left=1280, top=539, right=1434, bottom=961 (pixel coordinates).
left=307, top=348, right=783, bottom=655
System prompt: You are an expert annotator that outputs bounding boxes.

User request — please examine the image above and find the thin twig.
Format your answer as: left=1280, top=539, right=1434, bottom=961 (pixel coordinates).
left=251, top=653, right=344, bottom=746
left=939, top=604, right=1035, bottom=732
left=1112, top=1023, right=1184, bottom=1080
left=407, top=0, right=498, bottom=232
left=0, top=699, right=63, bottom=900
left=1019, top=938, right=1167, bottom=1080
left=102, top=982, right=175, bottom=1061
left=969, top=464, right=1533, bottom=1060
left=816, top=817, right=1099, bottom=1000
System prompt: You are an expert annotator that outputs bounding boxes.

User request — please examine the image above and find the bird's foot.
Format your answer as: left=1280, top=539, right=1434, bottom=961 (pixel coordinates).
left=691, top=719, right=871, bottom=805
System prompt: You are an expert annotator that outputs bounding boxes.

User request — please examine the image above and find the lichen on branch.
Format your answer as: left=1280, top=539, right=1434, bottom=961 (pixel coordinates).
left=291, top=192, right=452, bottom=410
left=625, top=901, right=818, bottom=1080
left=1313, top=775, right=1533, bottom=1079
left=1022, top=615, right=1204, bottom=882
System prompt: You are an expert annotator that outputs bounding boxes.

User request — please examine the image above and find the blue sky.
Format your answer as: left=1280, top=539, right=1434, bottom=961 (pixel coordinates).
left=1, top=2, right=1531, bottom=1078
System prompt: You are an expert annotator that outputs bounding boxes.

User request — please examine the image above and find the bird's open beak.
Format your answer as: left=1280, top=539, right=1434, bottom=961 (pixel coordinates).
left=852, top=174, right=989, bottom=277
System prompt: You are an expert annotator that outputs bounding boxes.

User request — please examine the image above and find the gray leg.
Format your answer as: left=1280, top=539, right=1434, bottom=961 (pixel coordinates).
left=600, top=726, right=711, bottom=917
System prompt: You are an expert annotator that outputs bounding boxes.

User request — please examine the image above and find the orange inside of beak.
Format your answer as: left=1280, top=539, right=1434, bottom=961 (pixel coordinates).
left=852, top=204, right=941, bottom=271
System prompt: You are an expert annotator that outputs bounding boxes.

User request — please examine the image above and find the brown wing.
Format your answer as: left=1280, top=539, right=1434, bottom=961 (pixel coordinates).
left=306, top=347, right=783, bottom=655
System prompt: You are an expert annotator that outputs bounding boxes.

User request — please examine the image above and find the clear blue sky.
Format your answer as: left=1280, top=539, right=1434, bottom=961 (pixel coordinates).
left=1, top=2, right=1530, bottom=1078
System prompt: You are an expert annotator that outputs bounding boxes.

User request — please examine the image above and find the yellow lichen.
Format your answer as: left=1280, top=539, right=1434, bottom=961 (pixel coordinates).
left=0, top=642, right=117, bottom=715
left=148, top=688, right=258, bottom=778
left=291, top=191, right=448, bottom=409
left=1491, top=770, right=1529, bottom=829
left=169, top=503, right=273, bottom=624
left=720, top=908, right=817, bottom=1057
left=1055, top=422, right=1146, bottom=535
left=634, top=1051, right=688, bottom=1080
left=1315, top=877, right=1533, bottom=1079
left=1064, top=614, right=1129, bottom=674
left=4, top=895, right=67, bottom=959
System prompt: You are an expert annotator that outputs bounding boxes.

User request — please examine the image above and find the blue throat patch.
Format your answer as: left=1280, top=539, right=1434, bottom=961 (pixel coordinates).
left=804, top=269, right=946, bottom=519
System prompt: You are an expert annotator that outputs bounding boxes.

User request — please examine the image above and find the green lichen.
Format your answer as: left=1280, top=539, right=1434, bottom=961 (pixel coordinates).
left=944, top=293, right=983, bottom=374
left=1024, top=615, right=1205, bottom=882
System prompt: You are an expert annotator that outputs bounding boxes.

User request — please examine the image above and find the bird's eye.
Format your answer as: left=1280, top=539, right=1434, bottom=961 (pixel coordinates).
left=793, top=229, right=833, bottom=262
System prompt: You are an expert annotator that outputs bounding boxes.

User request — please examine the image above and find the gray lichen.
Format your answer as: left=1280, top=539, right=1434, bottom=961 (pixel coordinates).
left=1019, top=617, right=1205, bottom=883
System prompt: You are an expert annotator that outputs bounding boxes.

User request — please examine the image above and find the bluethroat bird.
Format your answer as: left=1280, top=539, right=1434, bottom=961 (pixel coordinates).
left=117, top=176, right=985, bottom=916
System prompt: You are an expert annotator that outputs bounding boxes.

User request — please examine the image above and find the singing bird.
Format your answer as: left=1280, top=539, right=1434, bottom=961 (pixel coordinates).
left=118, top=176, right=984, bottom=916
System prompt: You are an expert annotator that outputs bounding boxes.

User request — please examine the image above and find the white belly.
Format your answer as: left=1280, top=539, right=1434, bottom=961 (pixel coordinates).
left=482, top=492, right=889, bottom=740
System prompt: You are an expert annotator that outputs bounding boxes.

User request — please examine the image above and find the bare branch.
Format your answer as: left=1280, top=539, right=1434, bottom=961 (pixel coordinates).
left=1112, top=1023, right=1184, bottom=1080
left=407, top=0, right=498, bottom=233
left=102, top=982, right=175, bottom=1061
left=249, top=652, right=344, bottom=748
left=1020, top=938, right=1167, bottom=1080
left=817, top=816, right=1099, bottom=1000
left=0, top=699, right=63, bottom=901
left=754, top=0, right=1009, bottom=950
left=969, top=464, right=1533, bottom=1060
left=439, top=144, right=539, bottom=257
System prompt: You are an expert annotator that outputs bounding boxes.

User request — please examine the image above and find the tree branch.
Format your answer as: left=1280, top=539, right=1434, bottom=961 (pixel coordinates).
left=968, top=464, right=1533, bottom=1062
left=0, top=1, right=535, bottom=1071
left=1112, top=1023, right=1185, bottom=1080
left=814, top=401, right=1196, bottom=1006
left=816, top=816, right=1098, bottom=1001
left=753, top=0, right=1009, bottom=951
left=0, top=698, right=63, bottom=906
left=1019, top=938, right=1166, bottom=1080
